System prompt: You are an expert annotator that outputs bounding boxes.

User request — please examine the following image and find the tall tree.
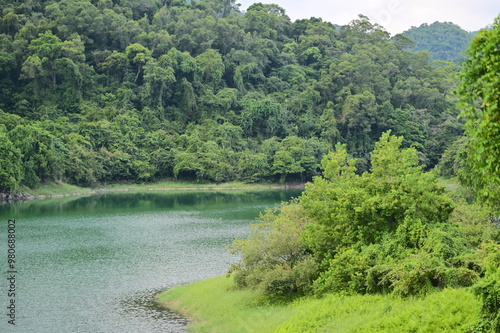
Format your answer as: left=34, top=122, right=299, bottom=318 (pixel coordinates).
left=457, top=16, right=500, bottom=203
left=0, top=126, right=22, bottom=192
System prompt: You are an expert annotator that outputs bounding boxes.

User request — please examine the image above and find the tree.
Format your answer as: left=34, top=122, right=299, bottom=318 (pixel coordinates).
left=229, top=201, right=317, bottom=297
left=22, top=31, right=63, bottom=90
left=141, top=59, right=175, bottom=108
left=9, top=124, right=63, bottom=188
left=20, top=31, right=88, bottom=107
left=197, top=0, right=241, bottom=18
left=0, top=126, right=22, bottom=192
left=272, top=136, right=317, bottom=183
left=195, top=49, right=224, bottom=91
left=457, top=16, right=500, bottom=203
left=301, top=133, right=452, bottom=251
left=125, top=43, right=152, bottom=83
left=0, top=0, right=465, bottom=190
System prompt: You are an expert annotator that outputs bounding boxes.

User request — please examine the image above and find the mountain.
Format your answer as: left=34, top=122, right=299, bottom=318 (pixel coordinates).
left=402, top=22, right=476, bottom=63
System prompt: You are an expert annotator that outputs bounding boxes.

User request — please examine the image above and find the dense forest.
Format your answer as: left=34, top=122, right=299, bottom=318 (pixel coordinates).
left=0, top=0, right=464, bottom=192
left=403, top=21, right=476, bottom=63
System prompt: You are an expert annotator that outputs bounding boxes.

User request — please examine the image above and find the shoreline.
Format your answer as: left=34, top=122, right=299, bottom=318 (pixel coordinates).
left=155, top=276, right=481, bottom=333
left=1, top=181, right=306, bottom=202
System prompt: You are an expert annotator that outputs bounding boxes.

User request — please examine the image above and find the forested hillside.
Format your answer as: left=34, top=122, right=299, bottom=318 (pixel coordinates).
left=226, top=17, right=500, bottom=333
left=0, top=0, right=463, bottom=192
left=403, top=22, right=476, bottom=63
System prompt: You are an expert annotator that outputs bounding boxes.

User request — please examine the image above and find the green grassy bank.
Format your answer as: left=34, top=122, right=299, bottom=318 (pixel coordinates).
left=156, top=276, right=481, bottom=333
left=16, top=180, right=297, bottom=199
left=16, top=176, right=460, bottom=200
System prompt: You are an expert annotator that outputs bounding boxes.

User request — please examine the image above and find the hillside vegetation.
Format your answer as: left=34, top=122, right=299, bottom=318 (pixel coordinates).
left=220, top=16, right=500, bottom=332
left=403, top=22, right=476, bottom=63
left=0, top=0, right=463, bottom=192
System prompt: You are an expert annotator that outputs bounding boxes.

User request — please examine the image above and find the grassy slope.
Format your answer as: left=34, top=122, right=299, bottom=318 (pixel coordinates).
left=18, top=180, right=290, bottom=197
left=18, top=182, right=95, bottom=196
left=156, top=276, right=300, bottom=333
left=20, top=176, right=455, bottom=197
left=157, top=276, right=481, bottom=333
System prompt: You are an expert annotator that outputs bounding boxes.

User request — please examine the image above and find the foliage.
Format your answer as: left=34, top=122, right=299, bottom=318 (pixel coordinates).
left=158, top=275, right=481, bottom=333
left=471, top=267, right=500, bottom=332
left=229, top=133, right=492, bottom=300
left=457, top=16, right=500, bottom=205
left=301, top=132, right=454, bottom=257
left=228, top=201, right=317, bottom=298
left=0, top=0, right=464, bottom=190
left=403, top=22, right=476, bottom=63
left=0, top=125, right=22, bottom=192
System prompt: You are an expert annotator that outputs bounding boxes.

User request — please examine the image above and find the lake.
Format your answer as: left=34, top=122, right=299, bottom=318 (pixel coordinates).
left=0, top=189, right=301, bottom=333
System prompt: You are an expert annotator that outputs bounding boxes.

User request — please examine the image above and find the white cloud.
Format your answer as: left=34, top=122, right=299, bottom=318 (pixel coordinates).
left=237, top=0, right=499, bottom=34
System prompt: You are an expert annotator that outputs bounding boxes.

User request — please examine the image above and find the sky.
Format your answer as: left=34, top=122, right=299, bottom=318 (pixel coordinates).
left=237, top=0, right=500, bottom=35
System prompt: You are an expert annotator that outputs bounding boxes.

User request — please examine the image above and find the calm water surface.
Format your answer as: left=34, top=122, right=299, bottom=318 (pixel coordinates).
left=0, top=189, right=301, bottom=333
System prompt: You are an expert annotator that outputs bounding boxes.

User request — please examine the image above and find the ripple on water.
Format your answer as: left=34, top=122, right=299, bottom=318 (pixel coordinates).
left=0, top=190, right=302, bottom=332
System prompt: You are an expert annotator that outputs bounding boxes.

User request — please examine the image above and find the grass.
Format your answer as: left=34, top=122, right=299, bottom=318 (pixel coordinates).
left=157, top=276, right=481, bottom=333
left=275, top=288, right=480, bottom=332
left=156, top=276, right=301, bottom=333
left=101, top=180, right=285, bottom=191
left=436, top=177, right=476, bottom=203
left=436, top=177, right=462, bottom=192
left=18, top=180, right=294, bottom=198
left=18, top=181, right=94, bottom=196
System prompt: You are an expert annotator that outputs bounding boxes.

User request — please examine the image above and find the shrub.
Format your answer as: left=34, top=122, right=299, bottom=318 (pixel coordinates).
left=228, top=202, right=318, bottom=298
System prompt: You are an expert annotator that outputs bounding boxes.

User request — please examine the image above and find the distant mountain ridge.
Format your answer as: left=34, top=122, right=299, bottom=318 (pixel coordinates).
left=402, top=21, right=477, bottom=63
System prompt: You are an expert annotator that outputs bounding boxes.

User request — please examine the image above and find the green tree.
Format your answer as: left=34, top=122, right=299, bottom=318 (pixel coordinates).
left=125, top=43, right=152, bottom=83
left=0, top=126, right=22, bottom=192
left=9, top=124, right=62, bottom=188
left=195, top=49, right=224, bottom=91
left=230, top=132, right=459, bottom=299
left=229, top=201, right=317, bottom=297
left=0, top=0, right=465, bottom=190
left=403, top=22, right=475, bottom=63
left=302, top=133, right=453, bottom=252
left=141, top=59, right=176, bottom=108
left=22, top=31, right=63, bottom=91
left=457, top=16, right=500, bottom=203
left=272, top=136, right=317, bottom=183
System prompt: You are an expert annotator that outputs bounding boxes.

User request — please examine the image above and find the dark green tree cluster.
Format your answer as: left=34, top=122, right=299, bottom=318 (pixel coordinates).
left=0, top=0, right=463, bottom=191
left=455, top=17, right=500, bottom=205
left=402, top=22, right=476, bottom=63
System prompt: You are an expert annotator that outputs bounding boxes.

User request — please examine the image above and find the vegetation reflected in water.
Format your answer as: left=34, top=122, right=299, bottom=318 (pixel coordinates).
left=0, top=190, right=301, bottom=333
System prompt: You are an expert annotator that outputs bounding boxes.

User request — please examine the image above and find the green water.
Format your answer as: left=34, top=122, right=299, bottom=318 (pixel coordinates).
left=0, top=189, right=301, bottom=333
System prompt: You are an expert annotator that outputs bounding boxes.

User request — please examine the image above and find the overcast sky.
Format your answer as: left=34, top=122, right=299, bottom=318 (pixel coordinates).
left=237, top=0, right=499, bottom=35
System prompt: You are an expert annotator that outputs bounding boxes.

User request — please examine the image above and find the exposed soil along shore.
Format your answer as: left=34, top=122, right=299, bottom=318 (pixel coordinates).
left=1, top=182, right=306, bottom=202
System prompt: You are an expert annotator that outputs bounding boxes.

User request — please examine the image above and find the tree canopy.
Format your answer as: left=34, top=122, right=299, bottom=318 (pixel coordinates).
left=456, top=16, right=500, bottom=204
left=0, top=1, right=464, bottom=192
left=402, top=22, right=476, bottom=63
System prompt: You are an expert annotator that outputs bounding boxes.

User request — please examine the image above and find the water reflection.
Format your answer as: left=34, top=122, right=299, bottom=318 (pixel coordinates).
left=0, top=189, right=299, bottom=218
left=0, top=189, right=301, bottom=333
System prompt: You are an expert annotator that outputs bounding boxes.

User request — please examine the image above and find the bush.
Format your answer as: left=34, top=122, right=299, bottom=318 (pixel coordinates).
left=228, top=202, right=318, bottom=298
